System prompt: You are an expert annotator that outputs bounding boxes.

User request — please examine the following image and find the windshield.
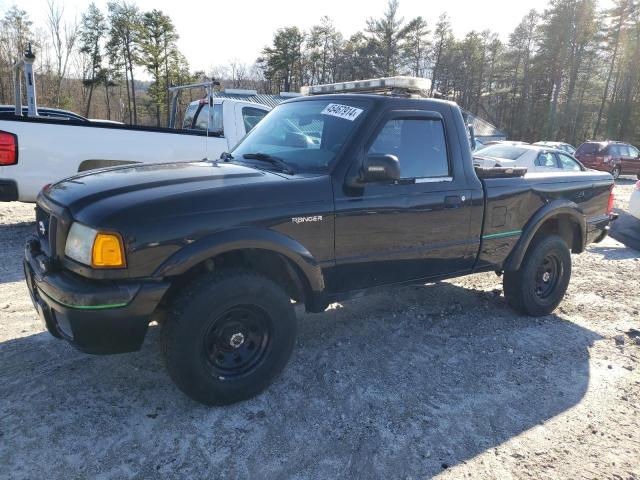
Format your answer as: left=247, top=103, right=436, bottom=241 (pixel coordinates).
left=230, top=99, right=369, bottom=173
left=476, top=145, right=528, bottom=160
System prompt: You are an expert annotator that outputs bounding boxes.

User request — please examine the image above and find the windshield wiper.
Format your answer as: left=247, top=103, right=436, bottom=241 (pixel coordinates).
left=242, top=153, right=296, bottom=175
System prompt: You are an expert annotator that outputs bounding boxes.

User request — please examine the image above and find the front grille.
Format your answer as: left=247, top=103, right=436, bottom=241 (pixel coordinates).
left=35, top=203, right=58, bottom=258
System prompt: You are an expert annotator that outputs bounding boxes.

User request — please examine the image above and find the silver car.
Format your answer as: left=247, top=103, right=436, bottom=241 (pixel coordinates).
left=474, top=144, right=585, bottom=173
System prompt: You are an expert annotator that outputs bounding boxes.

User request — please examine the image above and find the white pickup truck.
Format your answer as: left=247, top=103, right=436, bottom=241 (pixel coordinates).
left=0, top=96, right=275, bottom=202
left=0, top=48, right=288, bottom=202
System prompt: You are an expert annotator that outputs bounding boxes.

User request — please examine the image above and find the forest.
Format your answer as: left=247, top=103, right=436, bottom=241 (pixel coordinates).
left=0, top=0, right=638, bottom=146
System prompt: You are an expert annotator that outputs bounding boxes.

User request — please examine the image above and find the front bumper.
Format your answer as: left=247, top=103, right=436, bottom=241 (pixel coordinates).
left=24, top=238, right=169, bottom=354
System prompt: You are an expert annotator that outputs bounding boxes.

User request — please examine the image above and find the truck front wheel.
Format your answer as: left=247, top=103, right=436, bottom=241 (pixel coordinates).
left=162, top=269, right=297, bottom=405
left=503, top=235, right=571, bottom=316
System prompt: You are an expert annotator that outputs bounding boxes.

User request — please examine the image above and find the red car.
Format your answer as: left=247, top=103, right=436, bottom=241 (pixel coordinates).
left=575, top=141, right=640, bottom=180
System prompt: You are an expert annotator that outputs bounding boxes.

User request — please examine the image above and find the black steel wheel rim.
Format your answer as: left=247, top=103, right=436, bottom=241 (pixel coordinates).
left=534, top=254, right=561, bottom=300
left=202, top=305, right=272, bottom=378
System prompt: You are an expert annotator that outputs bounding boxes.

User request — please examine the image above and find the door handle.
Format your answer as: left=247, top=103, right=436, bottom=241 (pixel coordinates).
left=575, top=190, right=585, bottom=199
left=445, top=195, right=463, bottom=208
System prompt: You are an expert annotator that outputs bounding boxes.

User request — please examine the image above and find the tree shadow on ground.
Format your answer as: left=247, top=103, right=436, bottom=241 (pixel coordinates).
left=0, top=280, right=600, bottom=479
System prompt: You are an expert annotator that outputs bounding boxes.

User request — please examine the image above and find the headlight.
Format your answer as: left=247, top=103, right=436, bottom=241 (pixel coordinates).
left=65, top=222, right=126, bottom=268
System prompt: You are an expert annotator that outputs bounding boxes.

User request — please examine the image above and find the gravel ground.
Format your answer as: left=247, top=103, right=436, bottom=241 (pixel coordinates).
left=1, top=183, right=639, bottom=480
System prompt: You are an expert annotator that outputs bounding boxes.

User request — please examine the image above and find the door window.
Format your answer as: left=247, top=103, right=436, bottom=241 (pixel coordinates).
left=629, top=145, right=639, bottom=158
left=367, top=118, right=449, bottom=179
left=557, top=153, right=582, bottom=171
left=194, top=103, right=224, bottom=134
left=609, top=144, right=622, bottom=157
left=536, top=152, right=558, bottom=168
left=242, top=107, right=268, bottom=132
left=182, top=103, right=199, bottom=129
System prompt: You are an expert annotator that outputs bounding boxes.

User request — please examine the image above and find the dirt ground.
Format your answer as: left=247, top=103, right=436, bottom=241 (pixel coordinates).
left=1, top=180, right=639, bottom=480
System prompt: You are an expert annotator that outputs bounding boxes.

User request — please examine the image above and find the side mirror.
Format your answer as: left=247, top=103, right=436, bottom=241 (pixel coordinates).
left=362, top=154, right=400, bottom=183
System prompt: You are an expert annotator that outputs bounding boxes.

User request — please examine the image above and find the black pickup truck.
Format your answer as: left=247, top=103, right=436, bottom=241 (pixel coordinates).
left=24, top=93, right=614, bottom=405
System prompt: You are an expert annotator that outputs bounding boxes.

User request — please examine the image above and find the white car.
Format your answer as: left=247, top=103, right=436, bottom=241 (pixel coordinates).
left=473, top=144, right=584, bottom=173
left=629, top=180, right=640, bottom=221
left=533, top=141, right=577, bottom=155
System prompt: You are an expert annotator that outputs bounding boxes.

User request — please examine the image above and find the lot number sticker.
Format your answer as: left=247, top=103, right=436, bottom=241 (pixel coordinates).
left=321, top=103, right=363, bottom=121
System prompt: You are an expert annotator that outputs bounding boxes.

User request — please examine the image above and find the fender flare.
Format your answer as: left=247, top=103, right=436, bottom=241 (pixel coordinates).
left=152, top=226, right=326, bottom=296
left=503, top=199, right=586, bottom=271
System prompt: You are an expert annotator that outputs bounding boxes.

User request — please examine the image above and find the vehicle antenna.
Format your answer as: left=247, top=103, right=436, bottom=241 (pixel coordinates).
left=204, top=82, right=211, bottom=162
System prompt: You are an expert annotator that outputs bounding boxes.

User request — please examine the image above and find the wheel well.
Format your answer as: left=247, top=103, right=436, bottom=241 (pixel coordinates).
left=531, top=215, right=582, bottom=253
left=162, top=249, right=310, bottom=309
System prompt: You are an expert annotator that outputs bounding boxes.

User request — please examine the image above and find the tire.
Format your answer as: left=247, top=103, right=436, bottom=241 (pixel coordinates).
left=162, top=269, right=297, bottom=405
left=612, top=166, right=621, bottom=180
left=503, top=235, right=571, bottom=316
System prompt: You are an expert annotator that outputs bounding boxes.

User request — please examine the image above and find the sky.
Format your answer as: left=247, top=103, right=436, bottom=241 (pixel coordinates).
left=1, top=0, right=609, bottom=74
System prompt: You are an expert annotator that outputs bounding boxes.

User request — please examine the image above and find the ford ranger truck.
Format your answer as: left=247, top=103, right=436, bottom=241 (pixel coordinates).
left=24, top=89, right=615, bottom=405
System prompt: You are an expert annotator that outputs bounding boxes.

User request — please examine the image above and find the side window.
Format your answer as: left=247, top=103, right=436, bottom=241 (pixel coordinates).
left=242, top=107, right=267, bottom=133
left=557, top=153, right=582, bottom=171
left=620, top=145, right=632, bottom=157
left=609, top=145, right=621, bottom=157
left=367, top=118, right=449, bottom=179
left=536, top=152, right=558, bottom=168
left=194, top=103, right=224, bottom=134
left=629, top=145, right=639, bottom=158
left=182, top=103, right=199, bottom=129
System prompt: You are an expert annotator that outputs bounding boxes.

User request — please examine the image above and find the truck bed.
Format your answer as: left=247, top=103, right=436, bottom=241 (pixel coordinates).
left=476, top=170, right=613, bottom=269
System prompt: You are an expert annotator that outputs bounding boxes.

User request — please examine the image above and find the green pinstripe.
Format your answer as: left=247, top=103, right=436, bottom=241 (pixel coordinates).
left=482, top=229, right=522, bottom=240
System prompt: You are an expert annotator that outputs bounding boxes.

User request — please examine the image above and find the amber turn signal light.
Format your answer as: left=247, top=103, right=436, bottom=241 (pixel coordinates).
left=92, top=233, right=126, bottom=268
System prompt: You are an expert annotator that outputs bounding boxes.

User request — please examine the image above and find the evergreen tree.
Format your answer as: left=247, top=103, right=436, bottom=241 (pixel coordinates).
left=79, top=3, right=106, bottom=117
left=258, top=27, right=305, bottom=92
left=401, top=16, right=430, bottom=77
left=366, top=0, right=407, bottom=76
left=137, top=9, right=178, bottom=126
left=107, top=1, right=141, bottom=124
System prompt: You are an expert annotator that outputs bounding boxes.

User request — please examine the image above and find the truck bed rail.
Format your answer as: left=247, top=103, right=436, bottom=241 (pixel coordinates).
left=474, top=166, right=527, bottom=178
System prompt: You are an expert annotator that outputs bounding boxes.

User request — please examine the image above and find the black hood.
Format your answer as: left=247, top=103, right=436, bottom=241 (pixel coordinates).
left=44, top=161, right=287, bottom=218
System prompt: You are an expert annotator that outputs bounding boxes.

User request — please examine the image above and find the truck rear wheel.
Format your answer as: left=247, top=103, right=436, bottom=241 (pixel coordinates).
left=162, top=269, right=297, bottom=405
left=503, top=235, right=571, bottom=316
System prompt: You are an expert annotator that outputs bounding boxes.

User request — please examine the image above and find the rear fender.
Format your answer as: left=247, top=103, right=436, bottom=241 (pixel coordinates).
left=504, top=199, right=586, bottom=271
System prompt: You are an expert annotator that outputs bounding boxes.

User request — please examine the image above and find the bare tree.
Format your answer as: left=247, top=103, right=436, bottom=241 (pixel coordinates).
left=46, top=0, right=79, bottom=107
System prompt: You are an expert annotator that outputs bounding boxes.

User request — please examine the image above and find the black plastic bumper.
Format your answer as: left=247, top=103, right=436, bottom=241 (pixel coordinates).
left=588, top=214, right=615, bottom=245
left=0, top=179, right=18, bottom=202
left=24, top=240, right=169, bottom=354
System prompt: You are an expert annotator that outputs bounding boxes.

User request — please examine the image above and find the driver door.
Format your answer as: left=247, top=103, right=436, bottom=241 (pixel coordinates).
left=331, top=110, right=475, bottom=292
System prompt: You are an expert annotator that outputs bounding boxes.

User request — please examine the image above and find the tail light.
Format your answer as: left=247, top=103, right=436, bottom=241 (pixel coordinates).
left=607, top=186, right=615, bottom=214
left=635, top=180, right=640, bottom=191
left=0, top=131, right=18, bottom=165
